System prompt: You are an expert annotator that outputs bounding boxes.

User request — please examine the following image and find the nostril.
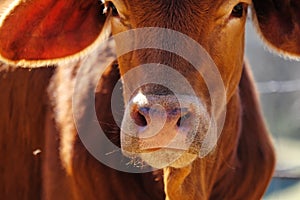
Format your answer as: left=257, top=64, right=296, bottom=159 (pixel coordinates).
left=131, top=108, right=148, bottom=127
left=176, top=112, right=191, bottom=127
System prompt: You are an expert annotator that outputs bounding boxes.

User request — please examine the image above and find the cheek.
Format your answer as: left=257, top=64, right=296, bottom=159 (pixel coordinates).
left=210, top=29, right=245, bottom=100
left=116, top=51, right=145, bottom=82
left=116, top=54, right=133, bottom=76
left=111, top=18, right=129, bottom=34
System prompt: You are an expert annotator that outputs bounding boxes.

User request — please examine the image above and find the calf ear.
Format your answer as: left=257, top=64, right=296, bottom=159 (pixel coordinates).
left=0, top=0, right=106, bottom=66
left=252, top=0, right=300, bottom=58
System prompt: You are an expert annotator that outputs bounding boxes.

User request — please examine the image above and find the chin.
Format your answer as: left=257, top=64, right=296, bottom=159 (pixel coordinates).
left=124, top=149, right=198, bottom=169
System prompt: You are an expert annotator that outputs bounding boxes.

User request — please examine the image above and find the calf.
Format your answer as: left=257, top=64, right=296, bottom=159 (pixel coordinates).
left=0, top=0, right=299, bottom=199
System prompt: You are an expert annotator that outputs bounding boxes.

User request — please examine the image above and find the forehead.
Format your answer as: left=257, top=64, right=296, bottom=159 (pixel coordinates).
left=123, top=0, right=218, bottom=14
left=119, top=0, right=224, bottom=28
left=116, top=0, right=238, bottom=23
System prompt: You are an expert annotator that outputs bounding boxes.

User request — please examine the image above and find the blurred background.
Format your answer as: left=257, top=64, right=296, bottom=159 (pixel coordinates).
left=245, top=20, right=300, bottom=199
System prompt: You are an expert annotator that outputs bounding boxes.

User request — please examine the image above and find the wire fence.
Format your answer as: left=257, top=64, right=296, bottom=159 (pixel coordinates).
left=255, top=79, right=300, bottom=178
left=274, top=167, right=300, bottom=179
left=257, top=79, right=300, bottom=94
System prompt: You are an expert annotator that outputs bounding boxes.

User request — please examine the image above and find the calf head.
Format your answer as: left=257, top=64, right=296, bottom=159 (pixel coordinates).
left=0, top=0, right=299, bottom=171
left=100, top=0, right=300, bottom=169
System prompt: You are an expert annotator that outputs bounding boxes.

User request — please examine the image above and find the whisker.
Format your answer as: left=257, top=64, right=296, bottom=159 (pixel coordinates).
left=105, top=148, right=120, bottom=155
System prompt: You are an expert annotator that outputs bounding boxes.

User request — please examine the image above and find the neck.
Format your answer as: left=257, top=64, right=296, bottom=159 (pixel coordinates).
left=163, top=93, right=241, bottom=200
left=163, top=64, right=275, bottom=199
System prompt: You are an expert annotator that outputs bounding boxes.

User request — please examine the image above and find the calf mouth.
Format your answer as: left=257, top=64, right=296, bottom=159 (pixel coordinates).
left=122, top=148, right=199, bottom=169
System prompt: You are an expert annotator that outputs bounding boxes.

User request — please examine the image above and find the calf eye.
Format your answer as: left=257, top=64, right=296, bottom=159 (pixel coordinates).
left=104, top=1, right=119, bottom=17
left=231, top=3, right=244, bottom=18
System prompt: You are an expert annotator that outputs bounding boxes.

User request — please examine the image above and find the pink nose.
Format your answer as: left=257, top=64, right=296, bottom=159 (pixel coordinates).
left=122, top=93, right=202, bottom=142
left=121, top=93, right=209, bottom=168
left=131, top=105, right=191, bottom=129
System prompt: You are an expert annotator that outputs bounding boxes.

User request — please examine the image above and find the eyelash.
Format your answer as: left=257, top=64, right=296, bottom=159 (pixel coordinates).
left=231, top=3, right=246, bottom=18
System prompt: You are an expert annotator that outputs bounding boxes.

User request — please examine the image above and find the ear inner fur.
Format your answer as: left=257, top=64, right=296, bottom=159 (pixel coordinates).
left=0, top=0, right=105, bottom=64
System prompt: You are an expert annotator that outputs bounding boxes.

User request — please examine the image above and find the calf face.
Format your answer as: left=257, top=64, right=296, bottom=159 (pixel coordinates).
left=0, top=0, right=299, bottom=170
left=105, top=0, right=249, bottom=168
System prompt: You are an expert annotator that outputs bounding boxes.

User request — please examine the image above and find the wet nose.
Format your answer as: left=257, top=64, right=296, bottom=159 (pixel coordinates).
left=131, top=105, right=192, bottom=129
left=121, top=92, right=210, bottom=156
left=123, top=93, right=201, bottom=141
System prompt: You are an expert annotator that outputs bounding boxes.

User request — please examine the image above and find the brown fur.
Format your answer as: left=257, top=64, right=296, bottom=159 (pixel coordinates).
left=42, top=62, right=164, bottom=200
left=252, top=0, right=300, bottom=58
left=0, top=65, right=54, bottom=199
left=0, top=0, right=299, bottom=199
left=0, top=62, right=165, bottom=200
left=162, top=64, right=275, bottom=199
